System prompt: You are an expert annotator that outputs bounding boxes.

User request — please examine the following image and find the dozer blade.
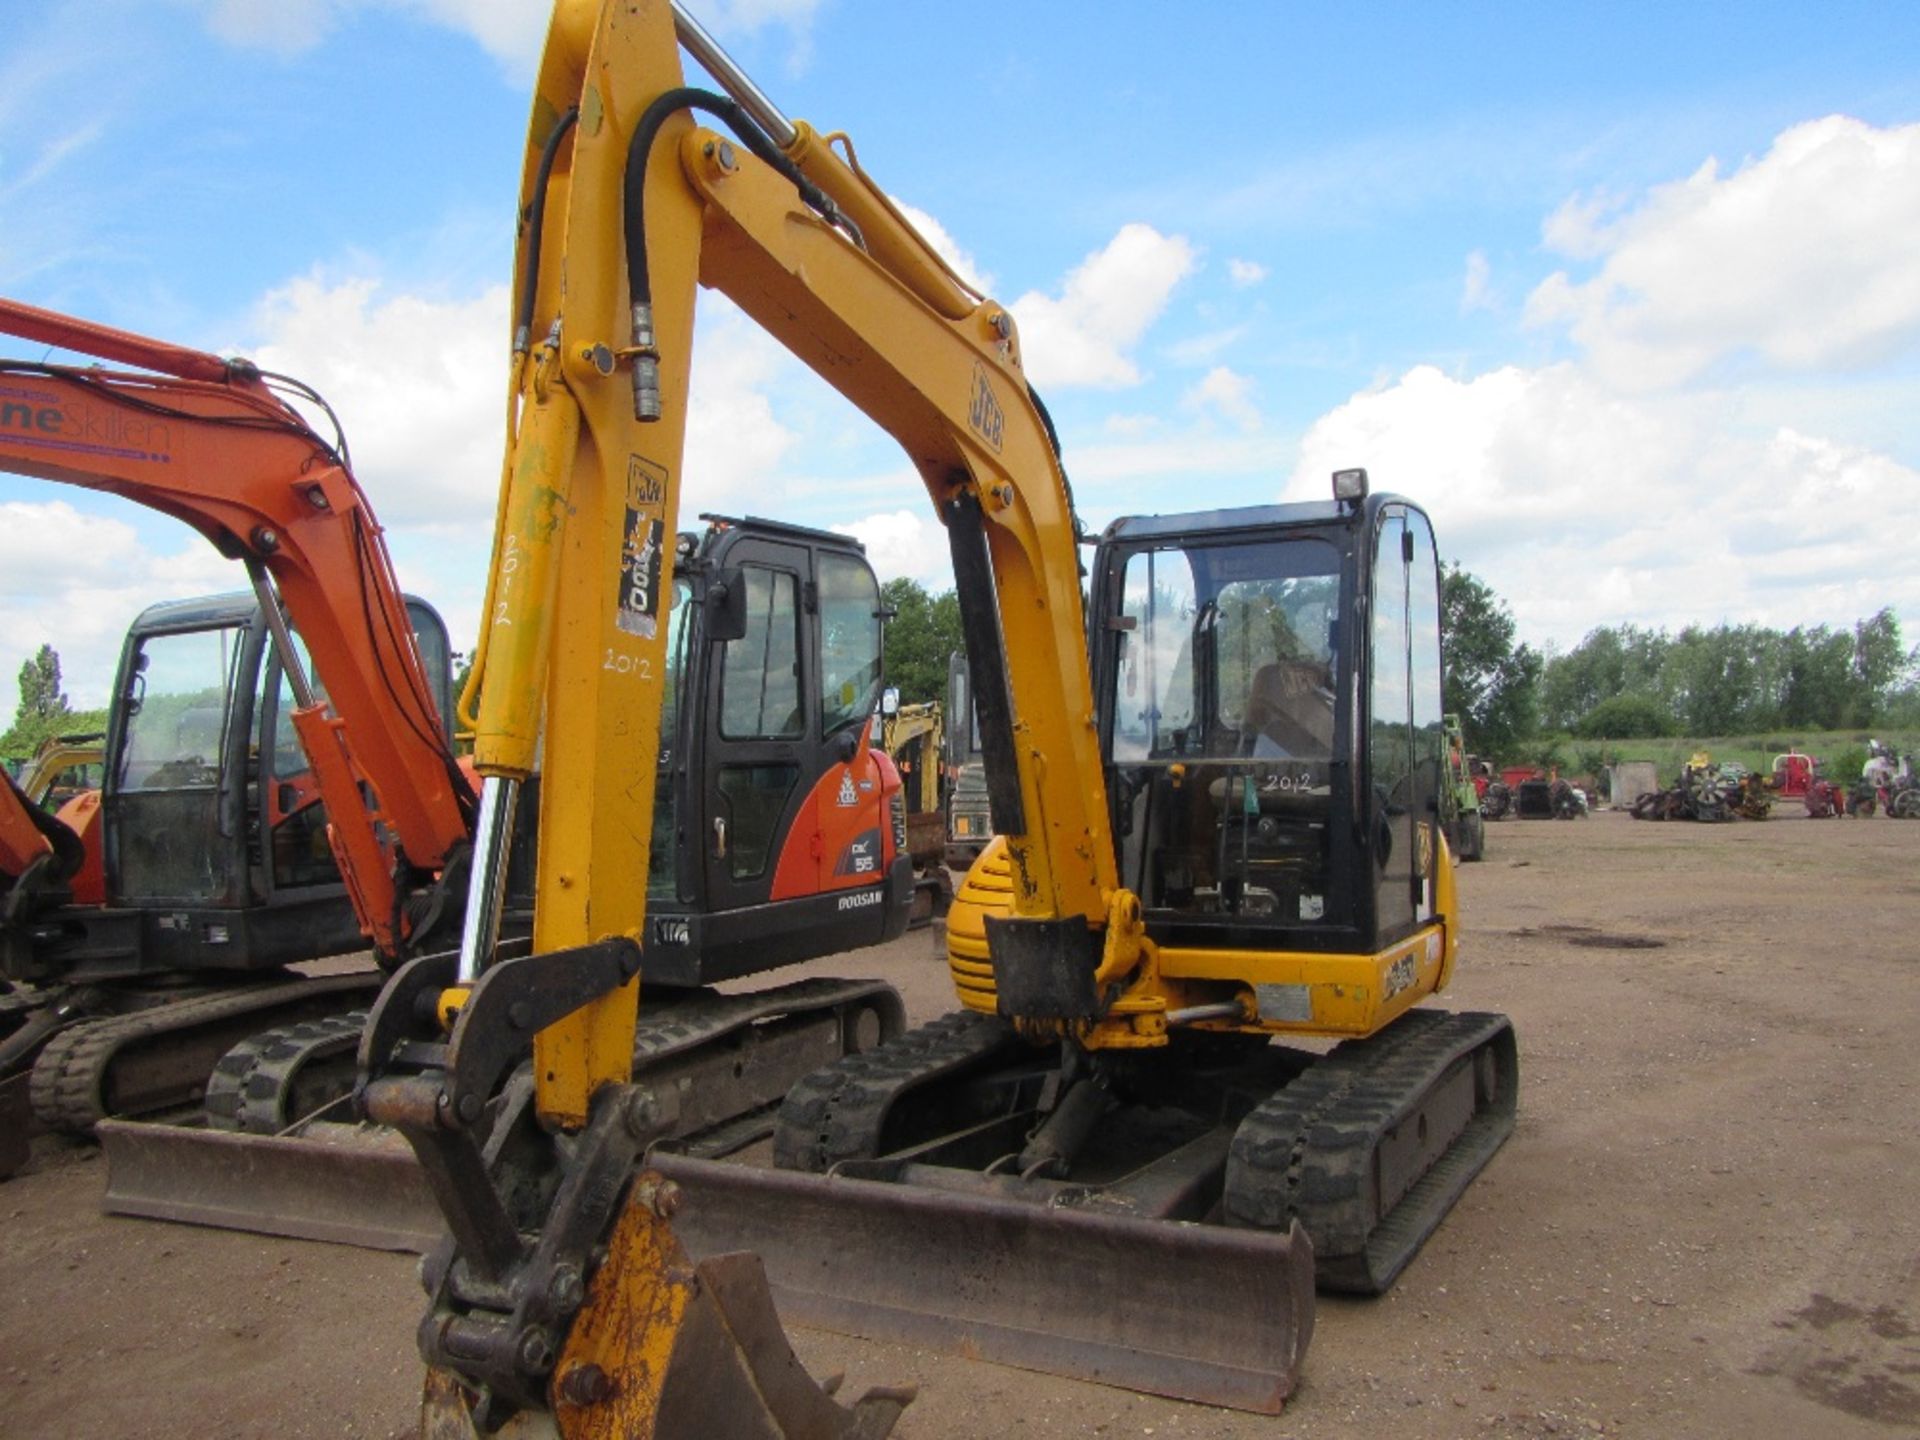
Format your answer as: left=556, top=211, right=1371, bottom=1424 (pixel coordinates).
left=419, top=1178, right=913, bottom=1440
left=647, top=1151, right=1317, bottom=1414
left=97, top=1118, right=442, bottom=1250
left=98, top=1118, right=1313, bottom=1410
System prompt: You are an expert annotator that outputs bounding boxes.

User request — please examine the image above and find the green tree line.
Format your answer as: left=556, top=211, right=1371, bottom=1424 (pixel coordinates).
left=1440, top=564, right=1920, bottom=755
left=1537, top=611, right=1916, bottom=737
left=886, top=569, right=1920, bottom=760
left=20, top=573, right=1901, bottom=776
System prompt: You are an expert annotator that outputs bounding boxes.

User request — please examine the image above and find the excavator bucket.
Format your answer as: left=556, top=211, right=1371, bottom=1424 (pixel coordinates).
left=647, top=1152, right=1316, bottom=1414
left=418, top=1175, right=913, bottom=1440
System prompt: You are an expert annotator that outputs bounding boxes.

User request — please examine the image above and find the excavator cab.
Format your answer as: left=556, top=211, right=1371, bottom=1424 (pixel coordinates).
left=636, top=516, right=913, bottom=984
left=10, top=593, right=453, bottom=986
left=1091, top=493, right=1446, bottom=953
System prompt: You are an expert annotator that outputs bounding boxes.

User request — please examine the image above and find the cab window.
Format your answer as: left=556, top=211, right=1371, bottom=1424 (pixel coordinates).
left=1111, top=548, right=1197, bottom=761
left=118, top=626, right=244, bottom=791
left=719, top=567, right=804, bottom=740
left=648, top=579, right=695, bottom=902
left=1370, top=511, right=1415, bottom=939
left=818, top=551, right=881, bottom=735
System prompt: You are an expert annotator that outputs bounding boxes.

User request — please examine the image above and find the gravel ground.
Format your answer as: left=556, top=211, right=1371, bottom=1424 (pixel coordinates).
left=3, top=805, right=1916, bottom=1439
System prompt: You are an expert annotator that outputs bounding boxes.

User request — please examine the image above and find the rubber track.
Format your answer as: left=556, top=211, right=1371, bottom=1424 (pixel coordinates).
left=28, top=974, right=380, bottom=1136
left=204, top=976, right=906, bottom=1139
left=630, top=977, right=903, bottom=1069
left=773, top=1009, right=1018, bottom=1172
left=1224, top=1008, right=1516, bottom=1295
left=205, top=1009, right=369, bottom=1134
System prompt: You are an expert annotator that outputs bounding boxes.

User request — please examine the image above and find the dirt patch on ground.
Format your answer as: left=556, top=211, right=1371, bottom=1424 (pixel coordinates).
left=3, top=808, right=1917, bottom=1438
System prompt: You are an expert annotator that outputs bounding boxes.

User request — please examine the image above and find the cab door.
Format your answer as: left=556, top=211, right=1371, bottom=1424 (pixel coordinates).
left=1367, top=505, right=1445, bottom=945
left=107, top=618, right=260, bottom=907
left=700, top=535, right=816, bottom=912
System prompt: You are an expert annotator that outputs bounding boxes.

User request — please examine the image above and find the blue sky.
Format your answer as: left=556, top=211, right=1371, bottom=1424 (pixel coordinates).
left=3, top=0, right=1918, bottom=706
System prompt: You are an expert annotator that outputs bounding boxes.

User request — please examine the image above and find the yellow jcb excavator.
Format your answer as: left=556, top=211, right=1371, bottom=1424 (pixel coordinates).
left=332, top=1, right=1517, bottom=1435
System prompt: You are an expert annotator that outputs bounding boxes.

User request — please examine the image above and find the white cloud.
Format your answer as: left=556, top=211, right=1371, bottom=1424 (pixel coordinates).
left=0, top=121, right=106, bottom=203
left=1010, top=224, right=1197, bottom=389
left=1165, top=327, right=1246, bottom=367
left=1100, top=412, right=1162, bottom=439
left=1290, top=363, right=1920, bottom=648
left=1181, top=367, right=1262, bottom=431
left=194, top=0, right=340, bottom=55
left=0, top=27, right=117, bottom=289
left=1526, top=116, right=1920, bottom=388
left=681, top=296, right=803, bottom=513
left=404, top=0, right=550, bottom=69
left=1538, top=189, right=1629, bottom=262
left=1227, top=259, right=1268, bottom=288
left=693, top=0, right=821, bottom=28
left=1065, top=429, right=1298, bottom=529
left=245, top=273, right=509, bottom=530
left=1269, top=115, right=1920, bottom=653
left=0, top=501, right=242, bottom=708
left=889, top=199, right=995, bottom=296
left=244, top=274, right=820, bottom=524
left=833, top=507, right=951, bottom=589
left=183, top=0, right=821, bottom=72
left=0, top=266, right=505, bottom=697
left=230, top=275, right=832, bottom=650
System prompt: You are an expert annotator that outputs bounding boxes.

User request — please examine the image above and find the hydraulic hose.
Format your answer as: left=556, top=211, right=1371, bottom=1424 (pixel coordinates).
left=621, top=86, right=857, bottom=420
left=514, top=107, right=579, bottom=357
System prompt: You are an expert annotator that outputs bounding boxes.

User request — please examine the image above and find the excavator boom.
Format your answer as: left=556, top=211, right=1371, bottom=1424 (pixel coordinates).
left=0, top=298, right=473, bottom=959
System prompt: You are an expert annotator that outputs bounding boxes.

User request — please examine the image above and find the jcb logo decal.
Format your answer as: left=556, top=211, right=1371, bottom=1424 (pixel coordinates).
left=626, top=455, right=665, bottom=507
left=968, top=364, right=1004, bottom=453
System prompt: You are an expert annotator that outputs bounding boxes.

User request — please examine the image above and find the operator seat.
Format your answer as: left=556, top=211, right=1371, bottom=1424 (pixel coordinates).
left=1244, top=660, right=1335, bottom=759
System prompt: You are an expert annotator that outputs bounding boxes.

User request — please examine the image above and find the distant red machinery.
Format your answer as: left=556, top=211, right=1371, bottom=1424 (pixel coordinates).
left=1771, top=750, right=1817, bottom=800
left=1803, top=779, right=1847, bottom=819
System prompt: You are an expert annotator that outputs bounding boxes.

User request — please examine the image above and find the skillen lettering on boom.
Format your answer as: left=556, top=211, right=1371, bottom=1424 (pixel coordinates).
left=0, top=391, right=174, bottom=463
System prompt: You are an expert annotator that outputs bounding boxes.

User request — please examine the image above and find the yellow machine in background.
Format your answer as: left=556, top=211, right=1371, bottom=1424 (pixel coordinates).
left=878, top=694, right=950, bottom=923
left=348, top=2, right=1519, bottom=1433
left=879, top=698, right=942, bottom=825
